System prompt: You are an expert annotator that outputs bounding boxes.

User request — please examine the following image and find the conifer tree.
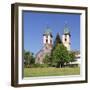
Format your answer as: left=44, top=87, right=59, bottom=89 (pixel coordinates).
left=54, top=33, right=62, bottom=48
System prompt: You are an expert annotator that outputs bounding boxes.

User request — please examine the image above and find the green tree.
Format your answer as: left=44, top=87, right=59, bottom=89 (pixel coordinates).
left=69, top=52, right=76, bottom=62
left=24, top=51, right=30, bottom=66
left=29, top=53, right=35, bottom=64
left=24, top=50, right=35, bottom=67
left=51, top=33, right=62, bottom=63
left=43, top=54, right=51, bottom=65
left=52, top=44, right=74, bottom=68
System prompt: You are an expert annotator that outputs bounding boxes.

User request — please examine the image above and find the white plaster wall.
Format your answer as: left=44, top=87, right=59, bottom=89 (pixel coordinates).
left=43, top=36, right=46, bottom=44
left=67, top=35, right=70, bottom=43
left=48, top=35, right=51, bottom=44
left=62, top=35, right=70, bottom=50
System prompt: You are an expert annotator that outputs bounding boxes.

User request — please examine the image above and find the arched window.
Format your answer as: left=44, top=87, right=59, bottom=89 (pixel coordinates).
left=46, top=39, right=48, bottom=43
left=65, top=38, right=67, bottom=41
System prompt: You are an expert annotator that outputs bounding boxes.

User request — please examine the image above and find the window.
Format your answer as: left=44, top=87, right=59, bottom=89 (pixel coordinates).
left=65, top=38, right=67, bottom=41
left=46, top=39, right=48, bottom=43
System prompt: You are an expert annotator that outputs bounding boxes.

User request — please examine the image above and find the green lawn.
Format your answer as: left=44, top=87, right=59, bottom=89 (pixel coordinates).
left=24, top=67, right=80, bottom=77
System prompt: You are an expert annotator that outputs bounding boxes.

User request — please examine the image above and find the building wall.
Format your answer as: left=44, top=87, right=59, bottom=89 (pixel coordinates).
left=43, top=36, right=46, bottom=44
left=62, top=34, right=70, bottom=50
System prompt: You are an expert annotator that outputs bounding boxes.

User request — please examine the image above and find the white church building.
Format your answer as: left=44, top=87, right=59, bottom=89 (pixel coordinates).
left=35, top=25, right=80, bottom=66
left=35, top=27, right=53, bottom=64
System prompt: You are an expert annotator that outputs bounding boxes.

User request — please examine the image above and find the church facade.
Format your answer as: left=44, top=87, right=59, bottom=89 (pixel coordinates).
left=35, top=25, right=71, bottom=64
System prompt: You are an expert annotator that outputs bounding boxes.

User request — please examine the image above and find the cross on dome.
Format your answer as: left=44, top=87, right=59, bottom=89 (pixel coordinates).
left=64, top=22, right=70, bottom=36
left=43, top=26, right=53, bottom=37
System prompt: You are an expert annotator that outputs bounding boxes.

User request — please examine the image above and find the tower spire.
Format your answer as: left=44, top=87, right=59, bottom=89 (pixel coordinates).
left=64, top=22, right=70, bottom=36
left=62, top=22, right=71, bottom=51
left=43, top=26, right=52, bottom=37
left=43, top=26, right=53, bottom=49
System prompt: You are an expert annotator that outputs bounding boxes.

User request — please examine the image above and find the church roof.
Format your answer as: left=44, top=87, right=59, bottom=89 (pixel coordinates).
left=43, top=27, right=53, bottom=37
left=63, top=23, right=71, bottom=36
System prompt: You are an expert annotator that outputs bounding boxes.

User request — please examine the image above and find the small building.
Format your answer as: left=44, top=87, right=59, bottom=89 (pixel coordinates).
left=69, top=51, right=81, bottom=67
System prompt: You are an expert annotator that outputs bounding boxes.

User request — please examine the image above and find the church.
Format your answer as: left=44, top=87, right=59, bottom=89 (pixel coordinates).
left=35, top=25, right=71, bottom=64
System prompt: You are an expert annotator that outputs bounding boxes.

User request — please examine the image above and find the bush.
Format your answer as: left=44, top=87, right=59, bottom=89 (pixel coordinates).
left=24, top=64, right=31, bottom=68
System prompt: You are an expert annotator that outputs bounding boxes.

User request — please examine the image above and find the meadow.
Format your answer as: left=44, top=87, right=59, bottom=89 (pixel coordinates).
left=24, top=67, right=80, bottom=77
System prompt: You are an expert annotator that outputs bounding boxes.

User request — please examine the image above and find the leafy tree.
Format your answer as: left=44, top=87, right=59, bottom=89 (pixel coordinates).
left=69, top=52, right=76, bottom=62
left=51, top=33, right=62, bottom=63
left=24, top=50, right=35, bottom=67
left=52, top=44, right=75, bottom=68
left=24, top=51, right=30, bottom=66
left=43, top=54, right=51, bottom=65
left=29, top=53, right=35, bottom=64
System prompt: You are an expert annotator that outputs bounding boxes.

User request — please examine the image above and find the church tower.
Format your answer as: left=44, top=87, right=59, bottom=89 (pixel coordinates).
left=62, top=24, right=71, bottom=51
left=35, top=27, right=53, bottom=64
left=43, top=27, right=53, bottom=50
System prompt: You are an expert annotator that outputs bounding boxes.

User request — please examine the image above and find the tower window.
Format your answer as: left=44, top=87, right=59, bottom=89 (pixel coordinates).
left=46, top=39, right=48, bottom=43
left=65, top=38, right=67, bottom=41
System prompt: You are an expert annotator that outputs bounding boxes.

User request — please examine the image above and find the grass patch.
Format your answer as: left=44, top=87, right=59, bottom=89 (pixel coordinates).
left=24, top=67, right=80, bottom=77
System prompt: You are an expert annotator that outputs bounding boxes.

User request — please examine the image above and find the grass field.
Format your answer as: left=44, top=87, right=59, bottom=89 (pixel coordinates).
left=24, top=67, right=80, bottom=77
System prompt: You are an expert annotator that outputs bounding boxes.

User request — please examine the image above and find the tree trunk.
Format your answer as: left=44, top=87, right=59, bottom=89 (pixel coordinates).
left=56, top=62, right=61, bottom=68
left=60, top=61, right=64, bottom=68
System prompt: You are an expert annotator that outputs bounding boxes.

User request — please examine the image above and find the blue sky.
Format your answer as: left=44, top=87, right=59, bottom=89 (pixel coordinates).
left=23, top=11, right=80, bottom=55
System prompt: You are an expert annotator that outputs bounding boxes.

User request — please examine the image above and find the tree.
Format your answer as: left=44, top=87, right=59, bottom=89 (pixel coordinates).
left=52, top=44, right=75, bottom=68
left=53, top=33, right=62, bottom=48
left=24, top=51, right=30, bottom=66
left=51, top=33, right=62, bottom=64
left=69, top=52, right=76, bottom=62
left=24, top=50, right=35, bottom=67
left=43, top=54, right=51, bottom=65
left=29, top=52, right=35, bottom=64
